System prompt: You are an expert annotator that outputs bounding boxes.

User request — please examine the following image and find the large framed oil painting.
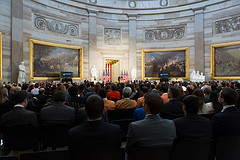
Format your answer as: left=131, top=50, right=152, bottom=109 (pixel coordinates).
left=29, top=39, right=83, bottom=81
left=211, top=41, right=240, bottom=80
left=0, top=32, right=2, bottom=80
left=142, top=48, right=189, bottom=80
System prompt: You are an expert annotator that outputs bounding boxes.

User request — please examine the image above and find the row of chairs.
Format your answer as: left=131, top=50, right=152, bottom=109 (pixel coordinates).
left=1, top=124, right=73, bottom=155
left=1, top=136, right=240, bottom=160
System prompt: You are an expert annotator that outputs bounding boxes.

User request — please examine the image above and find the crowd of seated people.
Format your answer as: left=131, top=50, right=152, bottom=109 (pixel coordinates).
left=0, top=80, right=239, bottom=159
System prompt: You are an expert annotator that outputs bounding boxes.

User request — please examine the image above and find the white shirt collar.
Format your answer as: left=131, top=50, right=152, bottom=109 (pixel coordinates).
left=221, top=105, right=235, bottom=112
left=103, top=98, right=107, bottom=100
left=124, top=98, right=130, bottom=100
left=14, top=105, right=24, bottom=108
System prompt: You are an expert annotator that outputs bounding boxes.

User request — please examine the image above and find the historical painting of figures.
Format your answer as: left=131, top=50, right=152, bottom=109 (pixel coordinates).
left=211, top=41, right=240, bottom=80
left=0, top=32, right=2, bottom=80
left=29, top=39, right=83, bottom=80
left=142, top=48, right=189, bottom=80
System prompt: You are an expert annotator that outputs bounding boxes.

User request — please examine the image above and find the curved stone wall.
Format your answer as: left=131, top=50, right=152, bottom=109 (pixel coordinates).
left=0, top=0, right=239, bottom=82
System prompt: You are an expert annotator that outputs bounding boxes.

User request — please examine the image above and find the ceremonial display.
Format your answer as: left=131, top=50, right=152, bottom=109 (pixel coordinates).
left=29, top=39, right=83, bottom=80
left=211, top=41, right=240, bottom=80
left=142, top=48, right=189, bottom=80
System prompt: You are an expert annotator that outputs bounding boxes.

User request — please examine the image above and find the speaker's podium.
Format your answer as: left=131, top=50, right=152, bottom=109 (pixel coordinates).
left=159, top=72, right=170, bottom=82
left=61, top=72, right=73, bottom=83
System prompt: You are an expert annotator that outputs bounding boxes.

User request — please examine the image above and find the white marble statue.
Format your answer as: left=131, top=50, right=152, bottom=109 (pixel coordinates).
left=18, top=61, right=26, bottom=83
left=90, top=65, right=98, bottom=81
left=131, top=66, right=136, bottom=81
left=190, top=69, right=205, bottom=82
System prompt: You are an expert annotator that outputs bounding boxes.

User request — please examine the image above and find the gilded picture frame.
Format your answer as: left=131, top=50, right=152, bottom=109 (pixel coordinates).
left=211, top=41, right=240, bottom=80
left=0, top=32, right=2, bottom=81
left=29, top=39, right=83, bottom=81
left=142, top=48, right=189, bottom=80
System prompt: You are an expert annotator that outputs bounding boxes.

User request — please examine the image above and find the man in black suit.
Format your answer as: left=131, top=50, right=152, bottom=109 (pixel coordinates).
left=174, top=95, right=213, bottom=141
left=160, top=86, right=184, bottom=120
left=68, top=95, right=121, bottom=154
left=213, top=87, right=240, bottom=138
left=1, top=91, right=38, bottom=127
left=40, top=91, right=75, bottom=125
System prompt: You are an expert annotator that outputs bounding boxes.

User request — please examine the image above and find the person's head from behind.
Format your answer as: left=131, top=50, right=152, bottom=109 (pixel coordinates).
left=218, top=87, right=239, bottom=106
left=68, top=86, right=78, bottom=97
left=168, top=86, right=180, bottom=99
left=53, top=91, right=66, bottom=103
left=182, top=95, right=199, bottom=114
left=85, top=95, right=104, bottom=120
left=202, top=85, right=211, bottom=95
left=0, top=87, right=8, bottom=104
left=156, top=85, right=168, bottom=96
left=22, top=84, right=29, bottom=91
left=140, top=86, right=149, bottom=95
left=35, top=83, right=39, bottom=89
left=143, top=93, right=163, bottom=114
left=39, top=88, right=45, bottom=95
left=14, top=91, right=28, bottom=107
left=111, top=83, right=117, bottom=91
left=122, top=87, right=132, bottom=98
left=99, top=88, right=107, bottom=99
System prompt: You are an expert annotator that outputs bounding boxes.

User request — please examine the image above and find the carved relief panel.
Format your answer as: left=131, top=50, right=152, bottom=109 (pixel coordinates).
left=145, top=27, right=185, bottom=41
left=215, top=16, right=240, bottom=34
left=104, top=28, right=121, bottom=45
left=34, top=14, right=79, bottom=37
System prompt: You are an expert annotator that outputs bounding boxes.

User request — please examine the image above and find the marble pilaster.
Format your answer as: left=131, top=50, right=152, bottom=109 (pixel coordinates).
left=88, top=9, right=99, bottom=79
left=192, top=7, right=205, bottom=74
left=12, top=0, right=23, bottom=82
left=127, top=13, right=138, bottom=79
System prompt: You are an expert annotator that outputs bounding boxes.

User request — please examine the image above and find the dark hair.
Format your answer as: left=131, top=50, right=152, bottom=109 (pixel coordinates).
left=34, top=83, right=39, bottom=88
left=22, top=84, right=29, bottom=91
left=99, top=88, right=107, bottom=98
left=68, top=86, right=78, bottom=97
left=140, top=86, right=149, bottom=94
left=209, top=90, right=222, bottom=113
left=111, top=84, right=117, bottom=91
left=14, top=91, right=28, bottom=104
left=220, top=87, right=239, bottom=105
left=157, top=85, right=168, bottom=93
left=169, top=86, right=180, bottom=98
left=53, top=91, right=66, bottom=102
left=193, top=89, right=205, bottom=112
left=85, top=95, right=104, bottom=119
left=144, top=93, right=163, bottom=114
left=183, top=95, right=199, bottom=114
left=79, top=83, right=85, bottom=91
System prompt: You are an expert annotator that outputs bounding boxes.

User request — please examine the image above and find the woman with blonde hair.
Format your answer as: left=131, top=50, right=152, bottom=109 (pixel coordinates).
left=0, top=87, right=14, bottom=117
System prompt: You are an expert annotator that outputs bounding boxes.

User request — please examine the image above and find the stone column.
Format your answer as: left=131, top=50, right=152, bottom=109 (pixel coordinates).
left=192, top=7, right=205, bottom=73
left=87, top=9, right=99, bottom=79
left=127, top=13, right=138, bottom=79
left=12, top=0, right=23, bottom=82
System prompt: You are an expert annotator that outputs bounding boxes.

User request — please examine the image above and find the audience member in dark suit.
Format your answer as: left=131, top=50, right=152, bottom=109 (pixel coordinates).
left=212, top=87, right=240, bottom=139
left=32, top=88, right=48, bottom=112
left=1, top=91, right=38, bottom=127
left=160, top=86, right=184, bottom=120
left=126, top=93, right=176, bottom=152
left=174, top=95, right=213, bottom=142
left=68, top=95, right=121, bottom=154
left=0, top=87, right=14, bottom=118
left=40, top=91, right=75, bottom=125
left=235, top=82, right=240, bottom=110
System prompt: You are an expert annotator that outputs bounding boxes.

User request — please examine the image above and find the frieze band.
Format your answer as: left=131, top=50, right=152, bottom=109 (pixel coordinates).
left=34, top=14, right=79, bottom=37
left=145, top=27, right=185, bottom=41
left=215, top=16, right=240, bottom=34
